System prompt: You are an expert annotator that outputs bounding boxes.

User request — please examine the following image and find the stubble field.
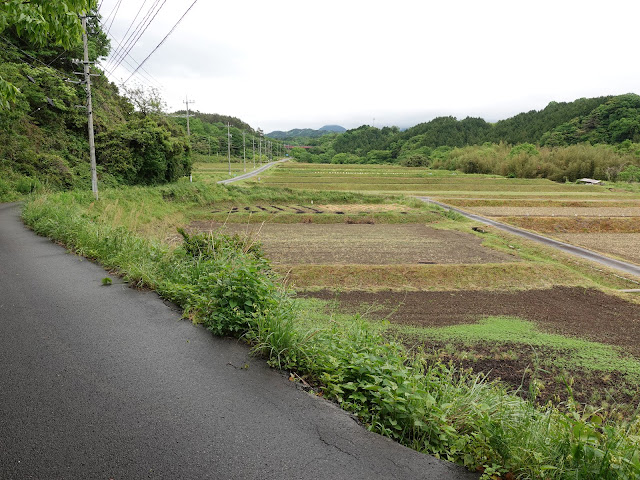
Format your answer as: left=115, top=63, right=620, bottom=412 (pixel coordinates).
left=193, top=160, right=640, bottom=414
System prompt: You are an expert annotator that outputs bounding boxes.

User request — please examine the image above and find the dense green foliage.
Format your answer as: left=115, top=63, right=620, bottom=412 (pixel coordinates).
left=22, top=186, right=640, bottom=480
left=0, top=0, right=95, bottom=108
left=542, top=94, right=640, bottom=146
left=0, top=11, right=193, bottom=201
left=430, top=143, right=640, bottom=182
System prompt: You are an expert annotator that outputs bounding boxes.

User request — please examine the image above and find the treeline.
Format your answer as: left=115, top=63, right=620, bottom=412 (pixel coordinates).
left=170, top=113, right=286, bottom=162
left=291, top=94, right=640, bottom=182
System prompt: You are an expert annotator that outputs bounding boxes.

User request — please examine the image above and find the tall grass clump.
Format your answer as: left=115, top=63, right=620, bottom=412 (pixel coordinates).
left=22, top=189, right=640, bottom=480
left=430, top=143, right=640, bottom=182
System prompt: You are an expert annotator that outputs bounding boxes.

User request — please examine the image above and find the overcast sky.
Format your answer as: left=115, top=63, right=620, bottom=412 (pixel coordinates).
left=97, top=0, right=640, bottom=133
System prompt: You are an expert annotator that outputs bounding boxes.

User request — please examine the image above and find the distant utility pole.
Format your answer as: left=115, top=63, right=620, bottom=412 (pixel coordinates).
left=242, top=130, right=246, bottom=172
left=227, top=123, right=232, bottom=175
left=252, top=136, right=256, bottom=169
left=81, top=15, right=98, bottom=200
left=184, top=96, right=195, bottom=135
left=259, top=133, right=263, bottom=166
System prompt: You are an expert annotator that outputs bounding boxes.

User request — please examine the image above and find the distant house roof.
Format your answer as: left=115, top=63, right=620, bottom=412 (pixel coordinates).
left=577, top=178, right=601, bottom=185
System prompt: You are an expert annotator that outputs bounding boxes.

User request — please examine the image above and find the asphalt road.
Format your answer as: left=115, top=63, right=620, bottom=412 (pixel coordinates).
left=217, top=159, right=288, bottom=185
left=0, top=202, right=477, bottom=480
left=418, top=197, right=640, bottom=279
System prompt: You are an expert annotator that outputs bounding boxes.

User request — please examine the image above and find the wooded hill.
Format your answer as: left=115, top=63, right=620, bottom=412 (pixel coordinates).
left=0, top=7, right=266, bottom=201
left=291, top=94, right=640, bottom=182
left=0, top=14, right=193, bottom=201
left=267, top=125, right=346, bottom=140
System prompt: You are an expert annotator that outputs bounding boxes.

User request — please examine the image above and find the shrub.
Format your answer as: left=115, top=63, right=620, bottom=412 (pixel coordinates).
left=619, top=165, right=640, bottom=182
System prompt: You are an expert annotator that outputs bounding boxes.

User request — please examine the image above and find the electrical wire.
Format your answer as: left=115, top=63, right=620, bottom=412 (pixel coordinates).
left=123, top=0, right=199, bottom=85
left=104, top=0, right=159, bottom=71
left=105, top=0, right=148, bottom=69
left=102, top=32, right=164, bottom=89
left=100, top=0, right=120, bottom=31
left=105, top=0, right=124, bottom=37
left=0, top=35, right=75, bottom=83
left=105, top=0, right=166, bottom=74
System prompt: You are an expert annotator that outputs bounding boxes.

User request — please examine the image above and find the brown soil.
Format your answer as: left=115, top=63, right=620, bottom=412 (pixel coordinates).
left=303, top=287, right=640, bottom=413
left=421, top=341, right=639, bottom=413
left=188, top=222, right=518, bottom=265
left=304, top=287, right=640, bottom=355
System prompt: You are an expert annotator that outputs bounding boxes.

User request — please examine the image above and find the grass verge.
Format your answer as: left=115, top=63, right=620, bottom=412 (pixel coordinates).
left=21, top=187, right=640, bottom=480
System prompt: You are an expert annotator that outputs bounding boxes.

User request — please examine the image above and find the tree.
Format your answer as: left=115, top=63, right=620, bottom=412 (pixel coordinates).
left=0, top=0, right=95, bottom=108
left=121, top=83, right=167, bottom=117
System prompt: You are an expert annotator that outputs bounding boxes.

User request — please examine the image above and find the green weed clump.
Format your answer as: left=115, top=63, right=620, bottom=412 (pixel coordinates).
left=22, top=191, right=640, bottom=480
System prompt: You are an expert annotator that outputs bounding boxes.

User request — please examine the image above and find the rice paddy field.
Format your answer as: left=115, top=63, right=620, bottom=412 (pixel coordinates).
left=191, top=160, right=640, bottom=416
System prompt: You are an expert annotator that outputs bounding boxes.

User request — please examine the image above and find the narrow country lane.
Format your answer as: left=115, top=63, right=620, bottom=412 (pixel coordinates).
left=0, top=203, right=477, bottom=480
left=419, top=197, right=640, bottom=279
left=217, top=159, right=288, bottom=185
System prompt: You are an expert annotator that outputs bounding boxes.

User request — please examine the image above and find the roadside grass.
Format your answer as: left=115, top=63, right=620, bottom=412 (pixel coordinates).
left=75, top=179, right=439, bottom=239
left=21, top=187, right=640, bottom=479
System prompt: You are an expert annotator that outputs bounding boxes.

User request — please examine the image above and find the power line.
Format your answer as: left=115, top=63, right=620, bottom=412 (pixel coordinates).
left=104, top=0, right=162, bottom=71
left=102, top=32, right=164, bottom=89
left=101, top=0, right=122, bottom=34
left=106, top=0, right=167, bottom=74
left=105, top=0, right=124, bottom=37
left=0, top=35, right=74, bottom=83
left=105, top=0, right=148, bottom=68
left=123, top=0, right=199, bottom=85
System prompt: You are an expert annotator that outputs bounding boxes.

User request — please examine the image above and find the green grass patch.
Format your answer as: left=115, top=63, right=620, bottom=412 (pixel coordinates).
left=395, top=316, right=640, bottom=378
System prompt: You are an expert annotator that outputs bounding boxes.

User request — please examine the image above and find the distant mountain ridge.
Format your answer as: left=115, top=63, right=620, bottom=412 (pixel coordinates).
left=267, top=125, right=346, bottom=139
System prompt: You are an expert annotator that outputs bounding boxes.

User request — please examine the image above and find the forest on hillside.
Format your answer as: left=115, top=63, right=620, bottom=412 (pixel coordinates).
left=290, top=94, right=640, bottom=182
left=0, top=1, right=279, bottom=201
left=0, top=3, right=193, bottom=200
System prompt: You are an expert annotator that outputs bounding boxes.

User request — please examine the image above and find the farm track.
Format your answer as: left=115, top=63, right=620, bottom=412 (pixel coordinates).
left=419, top=197, right=640, bottom=279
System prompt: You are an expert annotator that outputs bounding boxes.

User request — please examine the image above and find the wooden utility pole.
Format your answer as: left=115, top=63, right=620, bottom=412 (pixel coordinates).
left=81, top=15, right=98, bottom=200
left=252, top=136, right=255, bottom=169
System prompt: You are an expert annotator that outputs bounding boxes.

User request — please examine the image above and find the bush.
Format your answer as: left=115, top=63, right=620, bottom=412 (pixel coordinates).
left=96, top=116, right=191, bottom=185
left=619, top=165, right=640, bottom=182
left=400, top=154, right=429, bottom=167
